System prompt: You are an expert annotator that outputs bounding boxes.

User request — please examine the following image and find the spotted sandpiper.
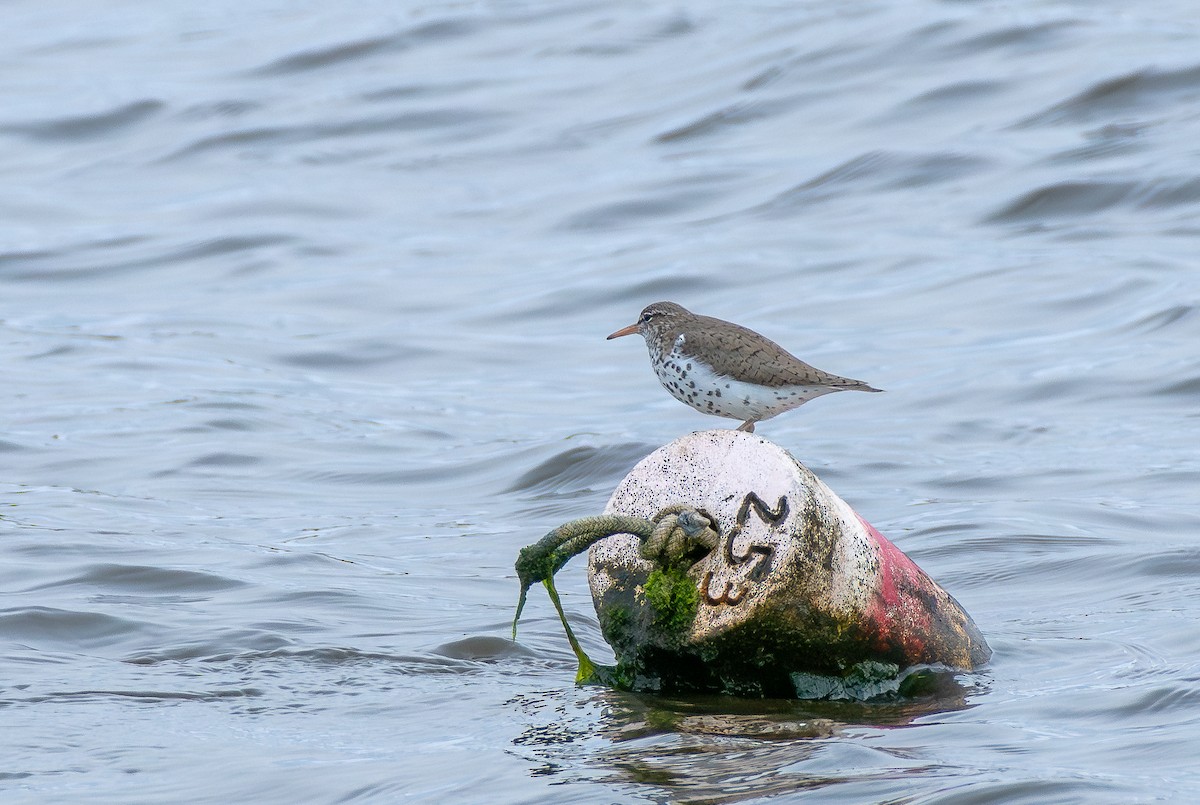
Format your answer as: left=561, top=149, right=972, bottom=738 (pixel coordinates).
left=607, top=301, right=881, bottom=433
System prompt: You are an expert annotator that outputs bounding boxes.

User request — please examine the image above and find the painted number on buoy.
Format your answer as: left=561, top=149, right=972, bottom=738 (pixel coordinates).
left=701, top=492, right=788, bottom=606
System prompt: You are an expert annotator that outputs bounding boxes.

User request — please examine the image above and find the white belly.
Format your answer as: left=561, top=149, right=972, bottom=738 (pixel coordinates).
left=652, top=347, right=834, bottom=422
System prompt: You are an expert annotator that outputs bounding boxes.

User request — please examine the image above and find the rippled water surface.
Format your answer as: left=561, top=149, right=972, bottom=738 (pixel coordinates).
left=3, top=1, right=1200, bottom=802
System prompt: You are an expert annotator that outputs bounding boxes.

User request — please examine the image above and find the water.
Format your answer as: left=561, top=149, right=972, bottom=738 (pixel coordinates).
left=3, top=1, right=1199, bottom=801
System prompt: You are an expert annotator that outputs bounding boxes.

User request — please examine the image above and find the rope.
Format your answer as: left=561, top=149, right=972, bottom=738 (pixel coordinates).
left=512, top=505, right=718, bottom=641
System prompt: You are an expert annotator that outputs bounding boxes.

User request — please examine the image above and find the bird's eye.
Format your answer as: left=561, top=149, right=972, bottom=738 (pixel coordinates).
left=640, top=312, right=652, bottom=323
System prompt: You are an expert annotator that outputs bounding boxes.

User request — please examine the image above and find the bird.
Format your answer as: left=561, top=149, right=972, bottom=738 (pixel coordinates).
left=606, top=301, right=881, bottom=433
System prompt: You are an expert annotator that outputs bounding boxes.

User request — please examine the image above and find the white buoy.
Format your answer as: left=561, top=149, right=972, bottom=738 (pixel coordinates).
left=588, top=430, right=989, bottom=696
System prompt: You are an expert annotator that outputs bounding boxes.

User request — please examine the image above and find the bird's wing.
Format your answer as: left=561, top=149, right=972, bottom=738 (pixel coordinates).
left=679, top=315, right=877, bottom=390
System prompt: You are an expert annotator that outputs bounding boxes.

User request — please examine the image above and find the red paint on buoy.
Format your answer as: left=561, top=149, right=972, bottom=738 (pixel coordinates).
left=856, top=512, right=985, bottom=667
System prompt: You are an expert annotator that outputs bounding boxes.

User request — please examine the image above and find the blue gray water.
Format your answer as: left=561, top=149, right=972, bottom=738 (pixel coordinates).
left=3, top=1, right=1199, bottom=802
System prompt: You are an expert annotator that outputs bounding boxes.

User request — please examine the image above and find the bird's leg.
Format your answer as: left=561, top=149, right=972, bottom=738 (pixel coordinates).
left=736, top=420, right=756, bottom=433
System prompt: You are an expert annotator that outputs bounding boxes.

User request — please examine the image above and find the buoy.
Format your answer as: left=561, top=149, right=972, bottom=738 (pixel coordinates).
left=584, top=430, right=990, bottom=697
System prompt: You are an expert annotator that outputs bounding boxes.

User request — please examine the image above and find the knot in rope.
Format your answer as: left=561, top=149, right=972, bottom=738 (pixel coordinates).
left=639, top=505, right=720, bottom=568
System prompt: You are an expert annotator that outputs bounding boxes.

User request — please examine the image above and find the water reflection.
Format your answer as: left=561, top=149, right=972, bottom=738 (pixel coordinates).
left=515, top=672, right=983, bottom=802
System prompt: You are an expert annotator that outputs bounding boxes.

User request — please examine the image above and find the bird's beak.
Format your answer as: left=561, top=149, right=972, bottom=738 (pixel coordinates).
left=606, top=323, right=639, bottom=340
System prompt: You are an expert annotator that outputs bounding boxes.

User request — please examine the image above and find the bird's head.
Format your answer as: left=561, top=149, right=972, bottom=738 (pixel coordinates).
left=606, top=301, right=688, bottom=341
